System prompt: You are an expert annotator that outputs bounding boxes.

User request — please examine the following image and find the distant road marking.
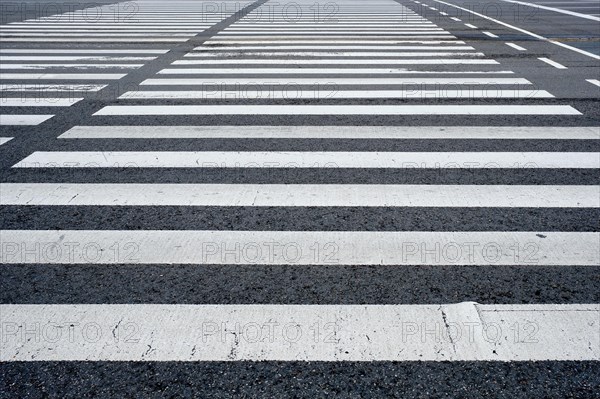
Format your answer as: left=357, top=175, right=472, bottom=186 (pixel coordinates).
left=506, top=42, right=527, bottom=51
left=1, top=230, right=599, bottom=265
left=173, top=59, right=499, bottom=65
left=483, top=31, right=499, bottom=38
left=439, top=11, right=449, bottom=15
left=0, top=137, right=13, bottom=146
left=193, top=45, right=474, bottom=50
left=1, top=303, right=598, bottom=361
left=0, top=49, right=168, bottom=54
left=94, top=104, right=580, bottom=116
left=57, top=126, right=600, bottom=140
left=157, top=68, right=514, bottom=75
left=1, top=184, right=597, bottom=207
left=433, top=0, right=600, bottom=60
left=203, top=40, right=467, bottom=44
left=185, top=51, right=481, bottom=57
left=17, top=151, right=595, bottom=169
left=0, top=38, right=191, bottom=43
left=464, top=23, right=478, bottom=28
left=0, top=84, right=106, bottom=92
left=586, top=79, right=600, bottom=87
left=498, top=0, right=600, bottom=21
left=0, top=115, right=53, bottom=125
left=141, top=77, right=528, bottom=85
left=0, top=98, right=83, bottom=107
left=538, top=57, right=568, bottom=69
left=450, top=17, right=462, bottom=21
left=0, top=64, right=143, bottom=70
left=0, top=56, right=155, bottom=61
left=121, top=89, right=551, bottom=100
left=0, top=73, right=126, bottom=80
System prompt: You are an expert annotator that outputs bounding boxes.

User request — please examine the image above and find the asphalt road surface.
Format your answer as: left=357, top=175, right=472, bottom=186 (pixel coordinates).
left=0, top=0, right=599, bottom=397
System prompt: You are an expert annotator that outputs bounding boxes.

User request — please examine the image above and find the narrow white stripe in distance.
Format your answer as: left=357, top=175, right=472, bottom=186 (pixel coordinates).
left=587, top=79, right=600, bottom=87
left=0, top=49, right=169, bottom=54
left=16, top=151, right=597, bottom=169
left=203, top=40, right=468, bottom=44
left=483, top=31, right=499, bottom=38
left=538, top=57, right=568, bottom=69
left=141, top=77, right=528, bottom=85
left=450, top=17, right=462, bottom=21
left=0, top=137, right=13, bottom=145
left=93, top=105, right=581, bottom=116
left=1, top=303, right=598, bottom=361
left=0, top=38, right=191, bottom=42
left=0, top=73, right=126, bottom=80
left=173, top=59, right=500, bottom=65
left=440, top=11, right=449, bottom=15
left=506, top=42, right=527, bottom=51
left=184, top=52, right=481, bottom=57
left=57, top=126, right=600, bottom=140
left=157, top=68, right=515, bottom=75
left=120, top=90, right=552, bottom=100
left=215, top=35, right=458, bottom=39
left=0, top=184, right=597, bottom=208
left=0, top=33, right=195, bottom=37
left=0, top=56, right=155, bottom=61
left=464, top=23, right=478, bottom=28
left=193, top=46, right=475, bottom=50
left=497, top=0, right=600, bottom=21
left=0, top=64, right=143, bottom=70
left=0, top=84, right=106, bottom=92
left=0, top=115, right=53, bottom=125
left=0, top=98, right=83, bottom=106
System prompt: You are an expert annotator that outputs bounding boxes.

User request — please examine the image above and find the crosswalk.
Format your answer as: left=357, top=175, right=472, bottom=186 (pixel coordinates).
left=0, top=0, right=250, bottom=125
left=0, top=0, right=599, bottom=388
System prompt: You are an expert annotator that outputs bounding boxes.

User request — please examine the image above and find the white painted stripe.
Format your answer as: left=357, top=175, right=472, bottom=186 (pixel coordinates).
left=498, top=0, right=600, bottom=21
left=0, top=84, right=106, bottom=92
left=173, top=59, right=499, bottom=65
left=0, top=230, right=598, bottom=266
left=16, top=151, right=596, bottom=169
left=0, top=38, right=190, bottom=43
left=0, top=115, right=53, bottom=125
left=157, top=68, right=514, bottom=75
left=506, top=42, right=527, bottom=51
left=587, top=79, right=600, bottom=87
left=0, top=33, right=194, bottom=37
left=120, top=89, right=551, bottom=100
left=1, top=303, right=598, bottom=361
left=0, top=137, right=13, bottom=146
left=0, top=56, right=154, bottom=61
left=0, top=73, right=126, bottom=80
left=0, top=98, right=83, bottom=107
left=57, top=126, right=600, bottom=140
left=94, top=105, right=580, bottom=116
left=221, top=30, right=451, bottom=34
left=450, top=17, right=462, bottom=21
left=185, top=51, right=475, bottom=57
left=141, top=77, right=528, bottom=85
left=213, top=35, right=456, bottom=39
left=0, top=64, right=142, bottom=70
left=433, top=0, right=600, bottom=60
left=440, top=11, right=449, bottom=15
left=1, top=184, right=596, bottom=208
left=483, top=31, right=499, bottom=38
left=0, top=49, right=168, bottom=54
left=464, top=23, right=478, bottom=28
left=204, top=40, right=467, bottom=44
left=538, top=57, right=568, bottom=69
left=193, top=46, right=473, bottom=50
